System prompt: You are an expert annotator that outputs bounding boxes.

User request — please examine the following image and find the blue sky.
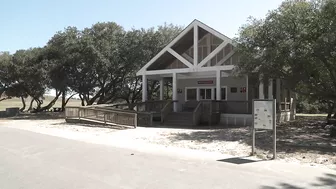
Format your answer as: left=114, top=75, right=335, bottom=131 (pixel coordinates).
left=0, top=0, right=283, bottom=53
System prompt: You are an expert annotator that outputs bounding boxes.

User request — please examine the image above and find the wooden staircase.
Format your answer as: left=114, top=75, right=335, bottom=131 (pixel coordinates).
left=163, top=112, right=194, bottom=126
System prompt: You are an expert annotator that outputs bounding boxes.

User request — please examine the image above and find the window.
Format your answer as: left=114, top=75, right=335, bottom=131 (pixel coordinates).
left=221, top=88, right=227, bottom=100
left=185, top=87, right=227, bottom=101
left=186, top=88, right=197, bottom=101
left=230, top=87, right=237, bottom=93
left=200, top=88, right=212, bottom=100
left=214, top=87, right=227, bottom=100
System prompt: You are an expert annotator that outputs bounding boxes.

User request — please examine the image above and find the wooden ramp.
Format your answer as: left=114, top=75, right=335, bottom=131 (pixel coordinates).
left=65, top=117, right=136, bottom=129
left=65, top=106, right=154, bottom=129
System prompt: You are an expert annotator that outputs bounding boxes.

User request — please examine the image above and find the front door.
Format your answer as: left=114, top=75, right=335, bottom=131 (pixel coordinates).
left=199, top=88, right=212, bottom=100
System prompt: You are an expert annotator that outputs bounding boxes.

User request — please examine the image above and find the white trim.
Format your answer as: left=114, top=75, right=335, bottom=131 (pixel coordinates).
left=142, top=65, right=234, bottom=76
left=195, top=65, right=235, bottom=72
left=136, top=19, right=236, bottom=76
left=193, top=25, right=198, bottom=66
left=143, top=68, right=192, bottom=75
left=182, top=33, right=211, bottom=64
left=216, top=50, right=236, bottom=66
left=206, top=34, right=211, bottom=66
left=167, top=48, right=193, bottom=68
left=182, top=53, right=193, bottom=63
left=136, top=21, right=196, bottom=76
left=198, top=41, right=229, bottom=68
left=214, top=86, right=228, bottom=101
left=195, top=20, right=233, bottom=45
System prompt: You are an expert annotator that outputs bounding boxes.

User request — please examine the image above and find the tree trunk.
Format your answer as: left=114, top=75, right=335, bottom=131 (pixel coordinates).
left=61, top=90, right=66, bottom=111
left=0, top=97, right=10, bottom=102
left=38, top=91, right=62, bottom=112
left=87, top=90, right=103, bottom=105
left=63, top=93, right=77, bottom=110
left=19, top=96, right=26, bottom=112
left=327, top=101, right=334, bottom=119
left=35, top=98, right=42, bottom=110
left=28, top=98, right=34, bottom=111
left=79, top=94, right=85, bottom=106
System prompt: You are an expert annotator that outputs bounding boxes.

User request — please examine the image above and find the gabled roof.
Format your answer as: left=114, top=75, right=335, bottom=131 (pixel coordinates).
left=136, top=19, right=235, bottom=76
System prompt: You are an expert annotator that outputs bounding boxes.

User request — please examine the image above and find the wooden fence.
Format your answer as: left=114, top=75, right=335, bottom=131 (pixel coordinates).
left=218, top=101, right=252, bottom=114
left=112, top=100, right=168, bottom=112
left=65, top=106, right=153, bottom=128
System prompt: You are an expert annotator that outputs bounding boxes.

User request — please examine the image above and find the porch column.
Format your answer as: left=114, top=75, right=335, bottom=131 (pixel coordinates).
left=290, top=91, right=296, bottom=120
left=196, top=88, right=200, bottom=101
left=293, top=93, right=297, bottom=119
left=142, top=75, right=148, bottom=102
left=259, top=76, right=265, bottom=99
left=276, top=79, right=281, bottom=112
left=216, top=70, right=221, bottom=100
left=268, top=79, right=273, bottom=99
left=206, top=34, right=211, bottom=66
left=193, top=25, right=198, bottom=66
left=246, top=75, right=249, bottom=113
left=159, top=78, right=164, bottom=100
left=172, top=73, right=178, bottom=112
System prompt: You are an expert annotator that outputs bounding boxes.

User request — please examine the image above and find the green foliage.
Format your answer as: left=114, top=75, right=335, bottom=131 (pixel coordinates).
left=296, top=95, right=328, bottom=114
left=117, top=25, right=182, bottom=103
left=0, top=48, right=48, bottom=110
left=1, top=21, right=182, bottom=110
left=237, top=0, right=336, bottom=116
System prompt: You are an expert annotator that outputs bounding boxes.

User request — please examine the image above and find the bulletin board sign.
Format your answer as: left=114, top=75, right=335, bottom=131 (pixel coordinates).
left=252, top=99, right=277, bottom=159
left=253, top=100, right=275, bottom=130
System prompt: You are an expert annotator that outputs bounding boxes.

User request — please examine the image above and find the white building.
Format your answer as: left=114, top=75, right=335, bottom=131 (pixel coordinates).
left=137, top=20, right=296, bottom=126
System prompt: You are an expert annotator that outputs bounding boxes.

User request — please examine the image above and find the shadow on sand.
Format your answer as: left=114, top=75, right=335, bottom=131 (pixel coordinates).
left=217, top=156, right=265, bottom=165
left=260, top=173, right=336, bottom=189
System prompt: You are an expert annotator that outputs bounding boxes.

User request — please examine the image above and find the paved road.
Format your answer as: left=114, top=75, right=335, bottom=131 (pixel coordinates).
left=0, top=126, right=335, bottom=189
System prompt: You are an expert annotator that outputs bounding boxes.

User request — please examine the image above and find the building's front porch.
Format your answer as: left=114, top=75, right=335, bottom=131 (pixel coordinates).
left=140, top=69, right=252, bottom=126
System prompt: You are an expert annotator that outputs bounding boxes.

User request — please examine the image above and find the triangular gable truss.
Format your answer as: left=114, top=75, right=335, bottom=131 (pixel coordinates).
left=136, top=19, right=237, bottom=76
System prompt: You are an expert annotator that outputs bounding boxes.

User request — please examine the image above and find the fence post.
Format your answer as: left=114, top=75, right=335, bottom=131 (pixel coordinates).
left=64, top=108, right=67, bottom=119
left=104, top=113, right=107, bottom=125
left=78, top=108, right=81, bottom=120
left=150, top=113, right=153, bottom=127
left=209, top=102, right=212, bottom=127
left=134, top=113, right=138, bottom=128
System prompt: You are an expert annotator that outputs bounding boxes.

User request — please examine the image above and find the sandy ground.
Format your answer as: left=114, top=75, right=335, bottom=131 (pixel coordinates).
left=1, top=118, right=335, bottom=169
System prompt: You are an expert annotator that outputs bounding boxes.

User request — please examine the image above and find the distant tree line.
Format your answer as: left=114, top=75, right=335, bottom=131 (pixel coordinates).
left=0, top=22, right=182, bottom=112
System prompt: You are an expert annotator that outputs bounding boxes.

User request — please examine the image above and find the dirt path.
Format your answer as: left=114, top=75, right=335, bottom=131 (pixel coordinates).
left=1, top=117, right=335, bottom=169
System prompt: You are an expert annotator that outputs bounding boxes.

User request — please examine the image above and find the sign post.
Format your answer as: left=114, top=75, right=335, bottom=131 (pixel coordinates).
left=252, top=99, right=277, bottom=159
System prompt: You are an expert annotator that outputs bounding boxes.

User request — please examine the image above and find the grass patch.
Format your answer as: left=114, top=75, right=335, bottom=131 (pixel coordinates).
left=0, top=96, right=81, bottom=111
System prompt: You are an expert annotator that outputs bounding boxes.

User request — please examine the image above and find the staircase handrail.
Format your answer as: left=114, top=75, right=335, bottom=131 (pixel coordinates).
left=161, top=101, right=173, bottom=123
left=193, top=101, right=202, bottom=125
